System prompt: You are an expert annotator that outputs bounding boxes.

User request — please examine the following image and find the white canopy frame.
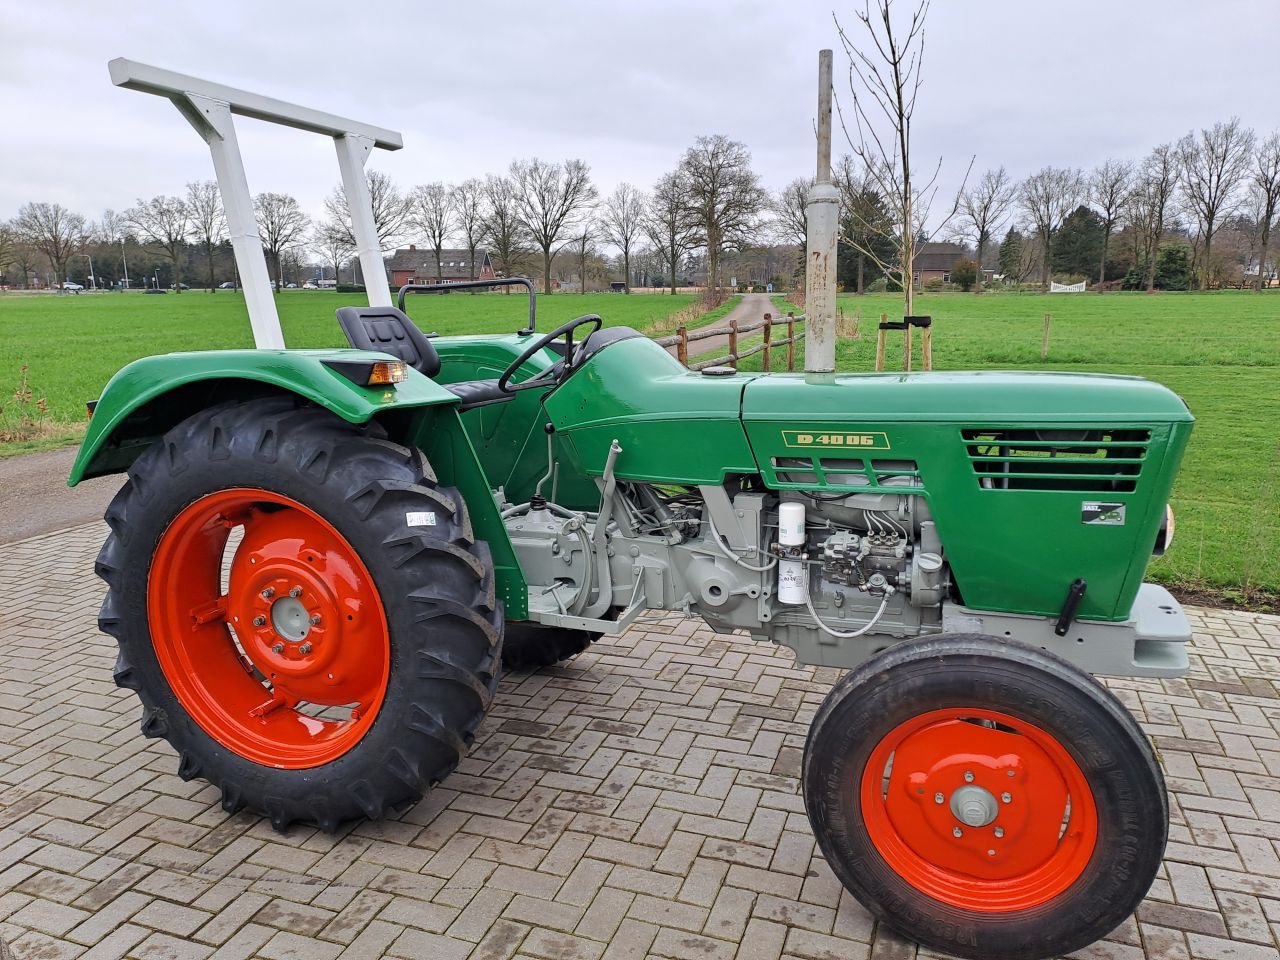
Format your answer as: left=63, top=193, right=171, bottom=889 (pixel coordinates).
left=108, top=58, right=404, bottom=349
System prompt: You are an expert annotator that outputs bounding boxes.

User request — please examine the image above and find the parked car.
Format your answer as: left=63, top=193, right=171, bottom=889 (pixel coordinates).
left=169, top=283, right=191, bottom=290
left=218, top=282, right=237, bottom=289
left=286, top=282, right=298, bottom=289
left=301, top=282, right=318, bottom=290
left=62, top=281, right=84, bottom=291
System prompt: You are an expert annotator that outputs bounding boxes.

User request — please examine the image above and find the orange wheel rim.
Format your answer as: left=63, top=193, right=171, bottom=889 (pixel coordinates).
left=860, top=707, right=1098, bottom=912
left=147, top=488, right=390, bottom=769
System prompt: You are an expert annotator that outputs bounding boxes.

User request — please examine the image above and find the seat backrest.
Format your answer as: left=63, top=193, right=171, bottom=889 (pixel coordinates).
left=335, top=306, right=440, bottom=378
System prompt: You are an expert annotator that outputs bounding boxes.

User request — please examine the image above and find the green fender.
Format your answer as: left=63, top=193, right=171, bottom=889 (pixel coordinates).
left=68, top=347, right=529, bottom=618
left=69, top=348, right=462, bottom=484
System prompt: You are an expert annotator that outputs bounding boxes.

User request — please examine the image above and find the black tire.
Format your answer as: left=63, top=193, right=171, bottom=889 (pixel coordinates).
left=97, top=397, right=502, bottom=832
left=803, top=634, right=1166, bottom=960
left=501, top=621, right=598, bottom=671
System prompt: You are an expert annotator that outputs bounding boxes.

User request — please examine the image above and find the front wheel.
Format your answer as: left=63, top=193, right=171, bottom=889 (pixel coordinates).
left=97, top=398, right=503, bottom=831
left=803, top=634, right=1166, bottom=960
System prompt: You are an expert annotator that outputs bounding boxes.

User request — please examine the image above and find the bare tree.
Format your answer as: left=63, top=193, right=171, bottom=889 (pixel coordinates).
left=480, top=174, right=530, bottom=283
left=450, top=179, right=485, bottom=281
left=1019, top=167, right=1084, bottom=290
left=678, top=135, right=766, bottom=297
left=1125, top=144, right=1177, bottom=292
left=599, top=183, right=647, bottom=293
left=14, top=202, right=86, bottom=285
left=254, top=193, right=310, bottom=291
left=322, top=170, right=411, bottom=252
left=95, top=209, right=128, bottom=245
left=126, top=196, right=190, bottom=291
left=774, top=177, right=813, bottom=250
left=835, top=0, right=970, bottom=317
left=10, top=240, right=39, bottom=288
left=312, top=219, right=353, bottom=285
left=410, top=183, right=454, bottom=283
left=645, top=170, right=699, bottom=295
left=569, top=220, right=596, bottom=293
left=1178, top=118, right=1256, bottom=289
left=0, top=223, right=15, bottom=285
left=185, top=181, right=224, bottom=292
left=954, top=167, right=1015, bottom=293
left=1087, top=159, right=1132, bottom=287
left=1249, top=132, right=1280, bottom=290
left=510, top=158, right=597, bottom=295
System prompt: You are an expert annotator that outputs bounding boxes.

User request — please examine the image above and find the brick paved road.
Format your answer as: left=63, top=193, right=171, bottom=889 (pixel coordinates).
left=1, top=521, right=1279, bottom=960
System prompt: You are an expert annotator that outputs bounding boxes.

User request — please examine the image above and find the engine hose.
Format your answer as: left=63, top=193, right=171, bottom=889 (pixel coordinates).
left=803, top=569, right=894, bottom=638
left=705, top=512, right=778, bottom=572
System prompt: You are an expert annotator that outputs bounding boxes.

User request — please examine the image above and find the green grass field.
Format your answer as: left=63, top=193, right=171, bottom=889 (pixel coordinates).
left=734, top=291, right=1280, bottom=602
left=3, top=287, right=1276, bottom=601
left=0, top=289, right=699, bottom=429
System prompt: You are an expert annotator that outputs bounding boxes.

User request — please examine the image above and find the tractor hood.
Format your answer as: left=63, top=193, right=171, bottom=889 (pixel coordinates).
left=741, top=370, right=1194, bottom=424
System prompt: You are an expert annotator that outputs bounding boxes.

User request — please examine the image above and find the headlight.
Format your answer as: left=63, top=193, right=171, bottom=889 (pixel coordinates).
left=1153, top=504, right=1175, bottom=556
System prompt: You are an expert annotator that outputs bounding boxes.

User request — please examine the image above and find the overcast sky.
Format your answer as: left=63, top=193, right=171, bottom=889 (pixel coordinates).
left=2, top=0, right=1276, bottom=233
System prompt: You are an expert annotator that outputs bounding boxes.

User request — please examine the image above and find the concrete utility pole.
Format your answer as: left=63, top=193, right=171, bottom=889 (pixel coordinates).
left=804, top=49, right=840, bottom=374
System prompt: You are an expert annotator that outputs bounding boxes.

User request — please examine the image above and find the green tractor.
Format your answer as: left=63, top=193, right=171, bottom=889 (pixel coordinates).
left=81, top=60, right=1194, bottom=960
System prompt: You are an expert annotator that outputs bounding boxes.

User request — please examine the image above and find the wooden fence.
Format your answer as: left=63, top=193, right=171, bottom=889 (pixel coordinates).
left=653, top=312, right=806, bottom=372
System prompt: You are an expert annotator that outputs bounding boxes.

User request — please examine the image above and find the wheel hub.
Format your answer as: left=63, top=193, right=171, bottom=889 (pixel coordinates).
left=146, top=487, right=390, bottom=769
left=270, top=595, right=311, bottom=642
left=860, top=708, right=1099, bottom=911
left=949, top=784, right=998, bottom=827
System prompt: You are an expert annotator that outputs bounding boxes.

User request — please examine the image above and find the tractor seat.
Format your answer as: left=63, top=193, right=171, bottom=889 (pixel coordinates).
left=336, top=305, right=513, bottom=412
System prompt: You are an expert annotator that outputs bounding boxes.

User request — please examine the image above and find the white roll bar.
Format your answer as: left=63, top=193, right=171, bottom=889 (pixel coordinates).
left=108, top=58, right=404, bottom=348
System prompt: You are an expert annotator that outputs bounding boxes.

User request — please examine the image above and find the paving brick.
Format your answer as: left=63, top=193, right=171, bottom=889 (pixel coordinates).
left=1, top=526, right=1278, bottom=960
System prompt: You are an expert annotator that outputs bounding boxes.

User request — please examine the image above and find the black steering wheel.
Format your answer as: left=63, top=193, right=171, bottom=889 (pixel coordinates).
left=498, top=314, right=603, bottom=394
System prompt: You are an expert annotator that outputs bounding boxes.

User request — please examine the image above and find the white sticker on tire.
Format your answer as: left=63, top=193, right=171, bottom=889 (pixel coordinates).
left=406, top=511, right=437, bottom=527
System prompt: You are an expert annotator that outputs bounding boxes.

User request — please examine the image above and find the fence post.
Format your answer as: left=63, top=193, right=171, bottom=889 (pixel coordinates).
left=762, top=314, right=772, bottom=372
left=904, top=319, right=913, bottom=373
left=786, top=313, right=796, bottom=371
left=677, top=325, right=688, bottom=367
left=728, top=318, right=739, bottom=369
left=1041, top=313, right=1051, bottom=360
left=922, top=320, right=933, bottom=371
left=875, top=313, right=886, bottom=371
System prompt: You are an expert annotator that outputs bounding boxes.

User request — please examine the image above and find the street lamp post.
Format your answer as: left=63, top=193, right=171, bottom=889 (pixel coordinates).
left=120, top=239, right=130, bottom=289
left=79, top=253, right=97, bottom=290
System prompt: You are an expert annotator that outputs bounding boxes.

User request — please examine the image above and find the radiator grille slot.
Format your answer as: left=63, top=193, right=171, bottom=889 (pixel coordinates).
left=962, top=428, right=1149, bottom=492
left=768, top=457, right=921, bottom=489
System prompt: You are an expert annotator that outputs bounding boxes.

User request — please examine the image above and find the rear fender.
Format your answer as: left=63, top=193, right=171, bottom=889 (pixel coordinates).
left=69, top=348, right=460, bottom=484
left=68, top=347, right=528, bottom=617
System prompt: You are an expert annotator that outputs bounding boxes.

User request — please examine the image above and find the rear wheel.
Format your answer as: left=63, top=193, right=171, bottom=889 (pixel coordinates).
left=97, top=398, right=502, bottom=831
left=501, top=622, right=598, bottom=671
left=803, top=634, right=1166, bottom=960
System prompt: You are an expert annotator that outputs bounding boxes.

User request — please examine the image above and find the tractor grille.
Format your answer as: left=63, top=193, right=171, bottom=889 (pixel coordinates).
left=962, top=428, right=1150, bottom=492
left=769, top=457, right=922, bottom=491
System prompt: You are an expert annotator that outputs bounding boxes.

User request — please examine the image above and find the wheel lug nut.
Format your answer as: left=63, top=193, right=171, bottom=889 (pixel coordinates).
left=963, top=770, right=974, bottom=783
left=252, top=615, right=266, bottom=627
left=299, top=643, right=313, bottom=655
left=952, top=827, right=963, bottom=838
left=1006, top=769, right=1015, bottom=777
left=1001, top=792, right=1012, bottom=803
left=987, top=849, right=996, bottom=856
left=994, top=827, right=1004, bottom=838
left=934, top=792, right=944, bottom=804
left=309, top=614, right=322, bottom=625
left=289, top=587, right=303, bottom=598
left=261, top=587, right=275, bottom=599
left=272, top=643, right=284, bottom=654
